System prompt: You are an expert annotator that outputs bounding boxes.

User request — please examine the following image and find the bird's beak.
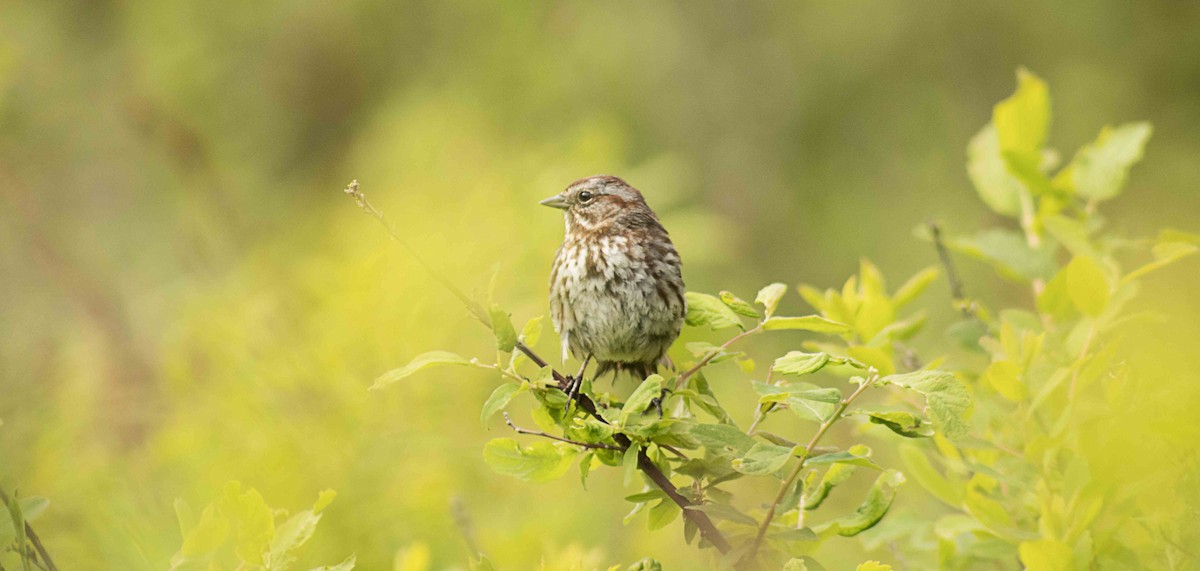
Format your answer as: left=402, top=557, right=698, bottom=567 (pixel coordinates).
left=539, top=194, right=569, bottom=210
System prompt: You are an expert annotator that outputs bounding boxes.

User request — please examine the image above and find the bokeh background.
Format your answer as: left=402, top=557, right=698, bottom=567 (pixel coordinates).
left=1, top=2, right=1198, bottom=569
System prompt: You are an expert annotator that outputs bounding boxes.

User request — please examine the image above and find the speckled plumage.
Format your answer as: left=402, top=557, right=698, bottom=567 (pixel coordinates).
left=542, top=175, right=686, bottom=381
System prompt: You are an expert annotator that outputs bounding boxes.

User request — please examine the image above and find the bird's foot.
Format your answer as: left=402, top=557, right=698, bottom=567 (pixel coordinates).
left=646, top=388, right=672, bottom=418
left=563, top=374, right=584, bottom=417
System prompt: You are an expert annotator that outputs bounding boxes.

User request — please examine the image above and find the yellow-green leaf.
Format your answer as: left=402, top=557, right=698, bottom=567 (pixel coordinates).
left=892, top=266, right=939, bottom=309
left=1019, top=539, right=1074, bottom=571
left=719, top=291, right=760, bottom=318
left=882, top=371, right=972, bottom=441
left=1069, top=122, right=1152, bottom=201
left=763, top=315, right=852, bottom=334
left=489, top=305, right=518, bottom=352
left=370, top=351, right=470, bottom=390
left=482, top=438, right=578, bottom=483
left=994, top=68, right=1050, bottom=163
left=480, top=383, right=523, bottom=427
left=755, top=283, right=788, bottom=317
left=684, top=292, right=744, bottom=331
left=1065, top=256, right=1109, bottom=317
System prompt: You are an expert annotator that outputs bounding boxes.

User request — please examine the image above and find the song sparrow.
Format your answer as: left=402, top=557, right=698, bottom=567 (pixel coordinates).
left=540, top=175, right=686, bottom=392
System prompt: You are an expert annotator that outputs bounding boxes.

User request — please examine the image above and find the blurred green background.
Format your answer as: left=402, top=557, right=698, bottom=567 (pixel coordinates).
left=1, top=2, right=1198, bottom=569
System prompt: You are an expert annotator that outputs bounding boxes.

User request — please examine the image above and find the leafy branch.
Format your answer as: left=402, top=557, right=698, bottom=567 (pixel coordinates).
left=0, top=486, right=57, bottom=571
left=342, top=180, right=736, bottom=556
left=748, top=369, right=880, bottom=560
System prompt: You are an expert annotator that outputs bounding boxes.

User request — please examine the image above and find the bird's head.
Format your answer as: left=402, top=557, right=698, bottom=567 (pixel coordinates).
left=539, top=175, right=653, bottom=232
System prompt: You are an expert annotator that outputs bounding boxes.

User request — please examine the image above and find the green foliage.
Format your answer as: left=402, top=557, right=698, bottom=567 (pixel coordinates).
left=367, top=67, right=1197, bottom=570
left=397, top=253, right=966, bottom=569
left=169, top=482, right=352, bottom=571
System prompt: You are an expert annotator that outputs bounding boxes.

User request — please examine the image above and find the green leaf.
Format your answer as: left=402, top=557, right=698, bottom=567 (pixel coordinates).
left=309, top=555, right=357, bottom=571
left=181, top=504, right=229, bottom=558
left=1042, top=215, right=1099, bottom=259
left=1019, top=539, right=1074, bottom=571
left=980, top=360, right=1026, bottom=402
left=578, top=451, right=595, bottom=489
left=620, top=375, right=664, bottom=425
left=968, top=123, right=1028, bottom=217
left=689, top=424, right=756, bottom=457
left=1037, top=269, right=1075, bottom=321
left=624, top=489, right=667, bottom=503
left=762, top=315, right=853, bottom=334
left=753, top=383, right=841, bottom=422
left=898, top=444, right=963, bottom=507
left=719, top=291, right=760, bottom=318
left=731, top=442, right=796, bottom=476
left=469, top=555, right=497, bottom=571
left=370, top=351, right=470, bottom=390
left=219, top=482, right=275, bottom=566
left=685, top=292, right=744, bottom=331
left=1069, top=122, right=1152, bottom=201
left=489, top=305, right=518, bottom=352
left=803, top=461, right=856, bottom=510
left=948, top=229, right=1056, bottom=283
left=773, top=351, right=831, bottom=376
left=1065, top=255, right=1109, bottom=317
left=684, top=503, right=757, bottom=526
left=687, top=373, right=736, bottom=425
left=856, top=563, right=894, bottom=571
left=865, top=411, right=930, bottom=438
left=755, top=283, right=788, bottom=317
left=17, top=497, right=47, bottom=523
left=684, top=342, right=742, bottom=365
left=269, top=508, right=322, bottom=570
left=646, top=499, right=681, bottom=531
left=815, top=470, right=905, bottom=537
left=892, top=266, right=939, bottom=309
left=622, top=446, right=640, bottom=487
left=480, top=383, right=522, bottom=427
left=482, top=438, right=578, bottom=483
left=805, top=448, right=879, bottom=469
left=626, top=558, right=663, bottom=571
left=783, top=558, right=823, bottom=571
left=994, top=68, right=1050, bottom=164
left=520, top=315, right=544, bottom=345
left=881, top=371, right=972, bottom=441
left=312, top=489, right=336, bottom=515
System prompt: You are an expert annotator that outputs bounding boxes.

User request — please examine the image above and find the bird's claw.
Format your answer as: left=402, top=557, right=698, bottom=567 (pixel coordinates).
left=645, top=388, right=672, bottom=418
left=563, top=374, right=583, bottom=417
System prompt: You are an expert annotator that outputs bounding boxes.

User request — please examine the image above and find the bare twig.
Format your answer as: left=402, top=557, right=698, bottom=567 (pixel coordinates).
left=343, top=180, right=733, bottom=555
left=343, top=180, right=489, bottom=324
left=927, top=221, right=974, bottom=318
left=0, top=487, right=58, bottom=571
left=675, top=323, right=764, bottom=389
left=503, top=413, right=621, bottom=450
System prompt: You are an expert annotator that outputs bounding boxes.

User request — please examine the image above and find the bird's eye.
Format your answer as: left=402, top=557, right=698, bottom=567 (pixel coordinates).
left=578, top=190, right=593, bottom=203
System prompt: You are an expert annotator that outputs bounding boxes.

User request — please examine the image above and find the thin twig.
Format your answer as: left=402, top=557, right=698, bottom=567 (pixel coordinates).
left=927, top=221, right=974, bottom=318
left=503, top=413, right=621, bottom=450
left=450, top=496, right=483, bottom=558
left=343, top=180, right=489, bottom=324
left=0, top=487, right=58, bottom=571
left=659, top=444, right=690, bottom=460
left=675, top=323, right=764, bottom=389
left=344, top=180, right=734, bottom=555
left=746, top=371, right=880, bottom=563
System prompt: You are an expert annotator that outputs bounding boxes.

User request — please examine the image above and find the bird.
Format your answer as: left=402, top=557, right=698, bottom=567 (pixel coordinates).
left=540, top=175, right=686, bottom=400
